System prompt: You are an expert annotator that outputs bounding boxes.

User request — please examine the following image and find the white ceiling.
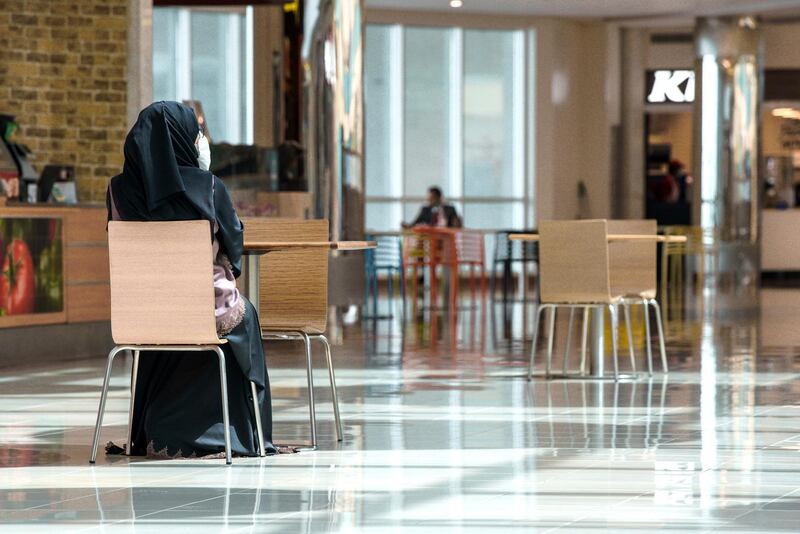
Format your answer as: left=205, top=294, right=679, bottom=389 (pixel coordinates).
left=366, top=0, right=800, bottom=21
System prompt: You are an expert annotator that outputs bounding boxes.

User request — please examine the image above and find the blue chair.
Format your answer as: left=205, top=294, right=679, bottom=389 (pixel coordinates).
left=365, top=234, right=405, bottom=318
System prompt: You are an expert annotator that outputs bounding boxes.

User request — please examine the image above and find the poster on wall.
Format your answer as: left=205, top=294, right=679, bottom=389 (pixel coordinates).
left=0, top=217, right=64, bottom=323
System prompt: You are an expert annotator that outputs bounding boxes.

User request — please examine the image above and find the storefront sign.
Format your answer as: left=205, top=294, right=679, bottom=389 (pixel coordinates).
left=646, top=70, right=695, bottom=104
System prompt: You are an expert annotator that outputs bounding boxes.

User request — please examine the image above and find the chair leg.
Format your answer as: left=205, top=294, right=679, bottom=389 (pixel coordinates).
left=387, top=270, right=395, bottom=317
left=125, top=350, right=140, bottom=456
left=317, top=335, right=343, bottom=442
left=90, top=346, right=127, bottom=464
left=300, top=332, right=318, bottom=450
left=622, top=302, right=636, bottom=374
left=580, top=307, right=590, bottom=376
left=250, top=381, right=266, bottom=457
left=213, top=347, right=232, bottom=465
left=643, top=299, right=654, bottom=376
left=545, top=306, right=556, bottom=378
left=372, top=272, right=379, bottom=318
left=650, top=299, right=669, bottom=373
left=489, top=262, right=497, bottom=301
left=609, top=305, right=620, bottom=382
left=563, top=307, right=576, bottom=375
left=527, top=304, right=545, bottom=381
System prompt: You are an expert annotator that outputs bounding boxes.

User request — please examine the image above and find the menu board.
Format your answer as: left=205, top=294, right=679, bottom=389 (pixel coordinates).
left=0, top=216, right=64, bottom=326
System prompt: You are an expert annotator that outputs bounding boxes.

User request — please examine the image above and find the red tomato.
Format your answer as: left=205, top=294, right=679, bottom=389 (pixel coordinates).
left=0, top=239, right=35, bottom=315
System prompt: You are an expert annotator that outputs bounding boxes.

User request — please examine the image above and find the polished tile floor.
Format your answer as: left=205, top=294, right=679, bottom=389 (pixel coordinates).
left=1, top=289, right=799, bottom=533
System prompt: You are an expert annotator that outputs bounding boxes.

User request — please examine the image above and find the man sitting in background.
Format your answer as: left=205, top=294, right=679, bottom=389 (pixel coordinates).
left=403, top=186, right=463, bottom=228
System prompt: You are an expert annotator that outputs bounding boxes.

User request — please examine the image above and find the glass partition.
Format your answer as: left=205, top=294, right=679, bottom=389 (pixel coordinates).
left=364, top=24, right=534, bottom=233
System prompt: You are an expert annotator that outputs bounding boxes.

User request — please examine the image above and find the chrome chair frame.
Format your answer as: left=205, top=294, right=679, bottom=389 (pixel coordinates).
left=262, top=331, right=343, bottom=450
left=89, top=344, right=266, bottom=465
left=527, top=302, right=636, bottom=381
left=621, top=296, right=668, bottom=375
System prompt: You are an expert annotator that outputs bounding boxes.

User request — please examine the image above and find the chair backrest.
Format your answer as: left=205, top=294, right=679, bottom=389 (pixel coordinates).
left=108, top=220, right=220, bottom=345
left=242, top=217, right=329, bottom=334
left=607, top=219, right=657, bottom=298
left=366, top=234, right=403, bottom=270
left=452, top=230, right=485, bottom=265
left=402, top=229, right=436, bottom=266
left=493, top=229, right=538, bottom=263
left=538, top=219, right=613, bottom=304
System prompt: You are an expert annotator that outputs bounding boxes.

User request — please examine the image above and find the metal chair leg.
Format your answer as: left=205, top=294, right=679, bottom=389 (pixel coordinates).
left=300, top=332, right=318, bottom=450
left=643, top=299, right=654, bottom=376
left=90, top=345, right=127, bottom=464
left=387, top=270, right=395, bottom=317
left=609, top=305, right=620, bottom=381
left=650, top=299, right=669, bottom=373
left=527, top=305, right=545, bottom=381
left=213, top=347, right=232, bottom=465
left=89, top=347, right=125, bottom=464
left=622, top=302, right=636, bottom=374
left=563, top=307, right=576, bottom=375
left=250, top=381, right=266, bottom=457
left=580, top=307, right=590, bottom=376
left=545, top=306, right=556, bottom=377
left=125, top=350, right=140, bottom=456
left=316, top=335, right=343, bottom=442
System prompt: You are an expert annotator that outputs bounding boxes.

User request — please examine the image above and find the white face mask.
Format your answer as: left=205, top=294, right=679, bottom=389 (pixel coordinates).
left=196, top=133, right=211, bottom=171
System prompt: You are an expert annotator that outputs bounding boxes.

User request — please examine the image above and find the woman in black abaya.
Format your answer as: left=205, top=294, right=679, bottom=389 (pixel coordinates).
left=107, top=101, right=276, bottom=458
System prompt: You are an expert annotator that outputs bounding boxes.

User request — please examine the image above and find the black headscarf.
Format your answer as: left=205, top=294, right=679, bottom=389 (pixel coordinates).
left=109, top=101, right=215, bottom=222
left=108, top=101, right=244, bottom=276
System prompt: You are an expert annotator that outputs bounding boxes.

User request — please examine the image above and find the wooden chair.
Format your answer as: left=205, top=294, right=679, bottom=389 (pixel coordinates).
left=528, top=220, right=634, bottom=381
left=91, top=220, right=266, bottom=465
left=608, top=219, right=668, bottom=374
left=242, top=217, right=341, bottom=450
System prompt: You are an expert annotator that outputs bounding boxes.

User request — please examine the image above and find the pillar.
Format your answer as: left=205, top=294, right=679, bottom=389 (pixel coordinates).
left=693, top=16, right=762, bottom=314
left=303, top=0, right=366, bottom=306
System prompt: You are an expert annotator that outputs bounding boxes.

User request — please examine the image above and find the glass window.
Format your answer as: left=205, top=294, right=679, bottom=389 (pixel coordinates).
left=366, top=201, right=403, bottom=232
left=403, top=27, right=452, bottom=198
left=363, top=24, right=533, bottom=233
left=152, top=8, right=179, bottom=102
left=152, top=7, right=251, bottom=144
left=463, top=201, right=522, bottom=230
left=365, top=25, right=394, bottom=197
left=463, top=30, right=523, bottom=198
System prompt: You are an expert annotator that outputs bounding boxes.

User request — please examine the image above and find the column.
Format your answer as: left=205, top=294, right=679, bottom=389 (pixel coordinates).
left=303, top=0, right=366, bottom=306
left=693, top=16, right=762, bottom=314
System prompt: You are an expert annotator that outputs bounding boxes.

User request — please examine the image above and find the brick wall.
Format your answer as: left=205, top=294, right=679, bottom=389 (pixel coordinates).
left=0, top=0, right=128, bottom=202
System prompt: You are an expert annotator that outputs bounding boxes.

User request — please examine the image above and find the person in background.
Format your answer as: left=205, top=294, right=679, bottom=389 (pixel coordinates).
left=403, top=186, right=463, bottom=228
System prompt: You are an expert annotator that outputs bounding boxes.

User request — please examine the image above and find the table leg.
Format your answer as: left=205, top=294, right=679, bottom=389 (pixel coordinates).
left=589, top=306, right=605, bottom=378
left=242, top=254, right=261, bottom=303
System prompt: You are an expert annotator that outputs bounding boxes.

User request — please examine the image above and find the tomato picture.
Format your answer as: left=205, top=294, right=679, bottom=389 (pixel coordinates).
left=0, top=238, right=35, bottom=315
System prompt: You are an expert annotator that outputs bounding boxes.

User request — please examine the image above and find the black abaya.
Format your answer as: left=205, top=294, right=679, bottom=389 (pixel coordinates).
left=107, top=102, right=275, bottom=457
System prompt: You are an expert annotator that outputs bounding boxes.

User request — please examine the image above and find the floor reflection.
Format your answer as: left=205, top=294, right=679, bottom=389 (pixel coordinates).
left=1, top=290, right=799, bottom=532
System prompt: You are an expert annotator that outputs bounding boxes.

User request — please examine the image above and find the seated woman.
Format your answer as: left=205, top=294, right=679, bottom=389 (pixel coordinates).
left=106, top=101, right=276, bottom=458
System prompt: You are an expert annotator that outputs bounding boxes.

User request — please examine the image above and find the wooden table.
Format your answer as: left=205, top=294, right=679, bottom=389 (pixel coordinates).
left=508, top=232, right=685, bottom=379
left=241, top=241, right=377, bottom=303
left=509, top=233, right=688, bottom=243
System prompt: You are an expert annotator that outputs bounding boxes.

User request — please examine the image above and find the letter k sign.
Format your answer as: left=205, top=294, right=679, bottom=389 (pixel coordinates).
left=648, top=70, right=695, bottom=103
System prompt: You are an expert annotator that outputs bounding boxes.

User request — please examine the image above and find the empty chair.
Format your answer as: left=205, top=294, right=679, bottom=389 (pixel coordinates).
left=607, top=219, right=668, bottom=374
left=438, top=229, right=487, bottom=309
left=401, top=229, right=438, bottom=310
left=490, top=229, right=538, bottom=304
left=242, top=218, right=342, bottom=449
left=528, top=220, right=635, bottom=381
left=364, top=234, right=404, bottom=317
left=91, top=220, right=266, bottom=465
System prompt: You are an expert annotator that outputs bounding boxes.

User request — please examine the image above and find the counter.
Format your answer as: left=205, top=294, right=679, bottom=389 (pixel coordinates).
left=0, top=204, right=109, bottom=328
